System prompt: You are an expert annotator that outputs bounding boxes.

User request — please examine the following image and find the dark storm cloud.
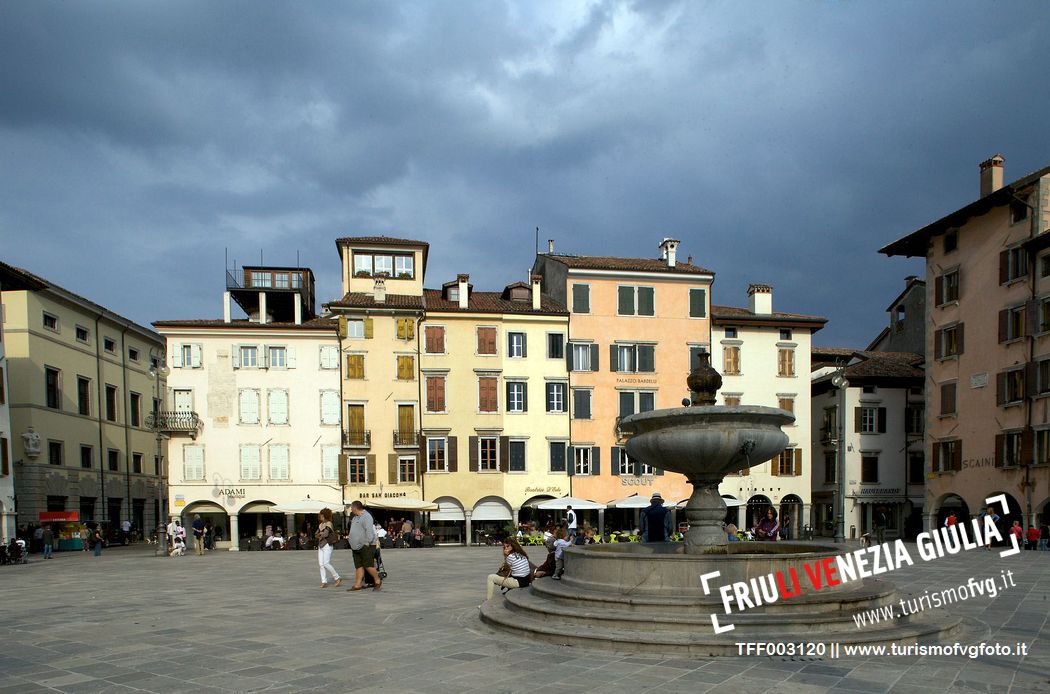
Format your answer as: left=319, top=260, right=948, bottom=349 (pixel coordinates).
left=1, top=0, right=1048, bottom=348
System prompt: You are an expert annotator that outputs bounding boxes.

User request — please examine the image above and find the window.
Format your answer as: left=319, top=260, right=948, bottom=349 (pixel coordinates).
left=319, top=345, right=339, bottom=369
left=1042, top=256, right=1050, bottom=279
left=395, top=318, right=415, bottom=340
left=396, top=355, right=415, bottom=381
left=427, top=438, right=447, bottom=472
left=240, top=445, right=261, bottom=480
left=724, top=328, right=738, bottom=339
left=80, top=446, right=93, bottom=469
left=777, top=397, right=794, bottom=414
left=425, top=376, right=446, bottom=413
left=940, top=383, right=957, bottom=416
left=549, top=441, right=567, bottom=473
left=935, top=270, right=960, bottom=305
left=1038, top=359, right=1050, bottom=395
left=274, top=272, right=289, bottom=289
left=268, top=346, right=287, bottom=369
left=353, top=254, right=372, bottom=276
left=824, top=451, right=836, bottom=484
left=320, top=390, right=340, bottom=425
left=75, top=325, right=89, bottom=342
left=999, top=305, right=1025, bottom=343
left=618, top=390, right=655, bottom=418
left=478, top=377, right=498, bottom=412
left=1040, top=298, right=1050, bottom=334
left=128, top=347, right=139, bottom=362
left=45, top=367, right=61, bottom=409
left=239, top=389, right=260, bottom=424
left=546, top=382, right=566, bottom=413
left=398, top=456, right=416, bottom=483
left=689, top=288, right=707, bottom=318
left=723, top=346, right=741, bottom=375
left=107, top=449, right=119, bottom=471
left=612, top=344, right=655, bottom=373
left=861, top=455, right=879, bottom=483
left=573, top=447, right=592, bottom=475
left=934, top=440, right=960, bottom=473
left=42, top=312, right=58, bottom=332
left=103, top=337, right=115, bottom=353
left=239, top=345, right=258, bottom=368
left=935, top=324, right=963, bottom=359
left=321, top=446, right=338, bottom=480
left=943, top=230, right=958, bottom=253
left=105, top=385, right=118, bottom=422
left=250, top=271, right=271, bottom=288
left=908, top=452, right=925, bottom=485
left=424, top=326, right=445, bottom=354
left=508, top=332, right=526, bottom=358
left=395, top=255, right=414, bottom=278
left=77, top=377, right=90, bottom=416
left=905, top=405, right=924, bottom=435
left=48, top=441, right=63, bottom=466
left=477, top=327, right=497, bottom=355
left=479, top=438, right=498, bottom=471
left=779, top=329, right=792, bottom=341
left=775, top=448, right=798, bottom=476
left=570, top=342, right=598, bottom=371
left=129, top=392, right=141, bottom=427
left=269, top=444, right=290, bottom=480
left=1036, top=430, right=1050, bottom=465
left=855, top=406, right=886, bottom=434
left=506, top=381, right=527, bottom=413
left=132, top=453, right=143, bottom=474
left=572, top=389, right=592, bottom=419
left=374, top=255, right=393, bottom=276
left=350, top=456, right=367, bottom=484
left=345, top=354, right=365, bottom=379
left=777, top=348, right=795, bottom=377
left=547, top=333, right=564, bottom=359
left=618, top=285, right=655, bottom=316
left=862, top=385, right=877, bottom=394
left=345, top=320, right=365, bottom=339
left=997, top=369, right=1025, bottom=406
left=508, top=440, right=526, bottom=473
left=181, top=344, right=194, bottom=368
left=997, top=431, right=1022, bottom=468
left=1000, top=246, right=1028, bottom=284
left=1010, top=199, right=1029, bottom=224
left=572, top=284, right=590, bottom=314
left=724, top=396, right=741, bottom=407
left=268, top=389, right=289, bottom=425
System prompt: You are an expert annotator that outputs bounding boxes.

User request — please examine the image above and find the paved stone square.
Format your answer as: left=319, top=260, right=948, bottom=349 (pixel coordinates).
left=0, top=542, right=1048, bottom=693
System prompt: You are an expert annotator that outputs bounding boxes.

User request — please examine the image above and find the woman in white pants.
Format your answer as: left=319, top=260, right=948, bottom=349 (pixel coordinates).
left=315, top=508, right=342, bottom=588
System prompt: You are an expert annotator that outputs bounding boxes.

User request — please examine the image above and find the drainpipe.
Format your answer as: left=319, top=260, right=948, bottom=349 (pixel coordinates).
left=120, top=325, right=131, bottom=532
left=1022, top=190, right=1038, bottom=530
left=415, top=311, right=425, bottom=526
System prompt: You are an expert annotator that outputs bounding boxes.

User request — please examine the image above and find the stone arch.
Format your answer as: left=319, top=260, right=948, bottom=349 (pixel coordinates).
left=746, top=494, right=772, bottom=530
left=933, top=492, right=969, bottom=527
left=780, top=494, right=804, bottom=539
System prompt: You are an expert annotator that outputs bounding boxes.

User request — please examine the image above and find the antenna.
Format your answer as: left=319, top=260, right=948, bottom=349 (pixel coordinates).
left=535, top=226, right=539, bottom=256
left=297, top=250, right=300, bottom=268
left=260, top=249, right=263, bottom=265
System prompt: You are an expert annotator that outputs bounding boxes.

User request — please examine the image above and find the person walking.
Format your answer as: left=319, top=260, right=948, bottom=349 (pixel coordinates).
left=91, top=526, right=103, bottom=557
left=192, top=514, right=206, bottom=556
left=1039, top=521, right=1049, bottom=552
left=121, top=518, right=132, bottom=545
left=42, top=525, right=54, bottom=559
left=979, top=506, right=1000, bottom=550
left=314, top=508, right=342, bottom=588
left=873, top=507, right=887, bottom=545
left=640, top=492, right=672, bottom=543
left=566, top=505, right=578, bottom=540
left=166, top=517, right=178, bottom=546
left=346, top=501, right=381, bottom=592
left=79, top=523, right=90, bottom=553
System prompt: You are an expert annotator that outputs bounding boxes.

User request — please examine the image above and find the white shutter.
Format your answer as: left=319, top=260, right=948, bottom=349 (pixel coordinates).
left=287, top=346, right=297, bottom=368
left=240, top=445, right=261, bottom=479
left=231, top=345, right=240, bottom=369
left=184, top=445, right=204, bottom=480
left=190, top=344, right=202, bottom=368
left=260, top=344, right=269, bottom=369
left=322, top=445, right=338, bottom=480
left=171, top=345, right=184, bottom=368
left=268, top=389, right=288, bottom=425
left=320, top=345, right=337, bottom=370
left=269, top=444, right=289, bottom=480
left=240, top=389, right=259, bottom=424
left=320, top=390, right=339, bottom=425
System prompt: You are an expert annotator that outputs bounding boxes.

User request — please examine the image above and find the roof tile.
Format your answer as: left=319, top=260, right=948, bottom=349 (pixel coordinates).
left=543, top=254, right=713, bottom=275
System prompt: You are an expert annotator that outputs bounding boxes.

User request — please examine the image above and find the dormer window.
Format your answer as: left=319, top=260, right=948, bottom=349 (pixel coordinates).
left=448, top=287, right=459, bottom=302
left=353, top=252, right=414, bottom=279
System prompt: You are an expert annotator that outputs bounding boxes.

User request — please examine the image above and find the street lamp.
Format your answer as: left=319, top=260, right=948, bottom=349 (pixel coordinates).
left=148, top=363, right=170, bottom=557
left=831, top=371, right=849, bottom=544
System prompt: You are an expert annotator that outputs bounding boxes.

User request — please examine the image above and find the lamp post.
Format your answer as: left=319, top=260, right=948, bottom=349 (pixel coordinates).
left=148, top=363, right=170, bottom=557
left=831, top=371, right=849, bottom=544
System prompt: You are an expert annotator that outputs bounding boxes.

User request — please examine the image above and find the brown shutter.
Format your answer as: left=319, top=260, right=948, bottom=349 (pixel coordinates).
left=935, top=275, right=943, bottom=305
left=931, top=442, right=939, bottom=472
left=934, top=329, right=943, bottom=359
left=388, top=454, right=399, bottom=484
left=418, top=434, right=427, bottom=473
left=996, top=372, right=1007, bottom=406
left=1022, top=427, right=1034, bottom=466
left=1000, top=250, right=1009, bottom=284
left=770, top=453, right=780, bottom=476
left=436, top=327, right=444, bottom=353
left=999, top=309, right=1009, bottom=343
left=338, top=454, right=348, bottom=485
left=854, top=407, right=863, bottom=433
left=0, top=437, right=8, bottom=476
left=468, top=436, right=479, bottom=472
left=995, top=434, right=1004, bottom=468
left=406, top=319, right=415, bottom=340
left=366, top=454, right=376, bottom=485
left=436, top=377, right=446, bottom=412
left=426, top=377, right=437, bottom=412
left=1026, top=362, right=1037, bottom=398
left=952, top=441, right=962, bottom=471
left=448, top=436, right=458, bottom=472
left=956, top=323, right=964, bottom=355
left=794, top=449, right=802, bottom=476
left=364, top=317, right=374, bottom=339
left=1027, top=300, right=1039, bottom=337
left=499, top=436, right=510, bottom=472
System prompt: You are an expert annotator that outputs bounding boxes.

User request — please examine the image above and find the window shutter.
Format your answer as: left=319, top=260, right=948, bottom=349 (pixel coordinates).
left=933, top=329, right=943, bottom=360
left=999, top=250, right=1009, bottom=284
left=287, top=347, right=296, bottom=368
left=690, top=288, right=706, bottom=318
left=468, top=436, right=479, bottom=472
left=567, top=448, right=574, bottom=476
left=1026, top=361, right=1037, bottom=399
left=321, top=391, right=339, bottom=424
left=366, top=454, right=376, bottom=485
left=507, top=332, right=513, bottom=355
left=426, top=377, right=438, bottom=412
left=612, top=447, right=621, bottom=475
left=338, top=454, right=348, bottom=485
left=269, top=389, right=288, bottom=425
left=521, top=382, right=528, bottom=413
left=998, top=310, right=1008, bottom=343
left=591, top=446, right=600, bottom=475
left=364, top=317, right=374, bottom=339
left=388, top=454, right=398, bottom=484
left=995, top=434, right=1004, bottom=468
left=618, top=286, right=634, bottom=315
left=567, top=346, right=574, bottom=372
left=499, top=436, right=510, bottom=472
left=956, top=323, right=964, bottom=354
left=448, top=436, right=458, bottom=472
left=1027, top=300, right=1039, bottom=337
left=952, top=441, right=962, bottom=471
left=590, top=344, right=599, bottom=372
left=418, top=435, right=427, bottom=472
left=521, top=333, right=527, bottom=358
left=505, top=381, right=512, bottom=412
left=396, top=319, right=405, bottom=340
left=934, top=276, right=944, bottom=305
left=854, top=407, right=862, bottom=433
left=996, top=372, right=1007, bottom=406
left=770, top=453, right=780, bottom=476
left=171, top=346, right=184, bottom=368
left=1022, top=427, right=1034, bottom=465
left=231, top=345, right=240, bottom=369
left=406, top=319, right=415, bottom=339
left=654, top=466, right=664, bottom=476
left=240, top=390, right=259, bottom=424
left=639, top=345, right=655, bottom=373
left=794, top=449, right=802, bottom=476
left=877, top=408, right=887, bottom=433
left=190, top=344, right=202, bottom=368
left=931, top=442, right=939, bottom=472
left=638, top=287, right=654, bottom=316
left=610, top=345, right=619, bottom=372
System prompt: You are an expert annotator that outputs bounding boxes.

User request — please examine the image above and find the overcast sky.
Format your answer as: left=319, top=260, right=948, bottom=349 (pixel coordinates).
left=2, top=1, right=1048, bottom=348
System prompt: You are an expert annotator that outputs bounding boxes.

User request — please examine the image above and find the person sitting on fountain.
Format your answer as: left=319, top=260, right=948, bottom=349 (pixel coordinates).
left=725, top=523, right=741, bottom=542
left=485, top=537, right=534, bottom=600
left=754, top=507, right=780, bottom=541
left=640, top=492, right=672, bottom=543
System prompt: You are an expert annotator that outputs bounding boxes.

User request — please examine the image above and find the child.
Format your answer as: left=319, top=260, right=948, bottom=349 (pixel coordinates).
left=169, top=535, right=186, bottom=557
left=552, top=528, right=572, bottom=580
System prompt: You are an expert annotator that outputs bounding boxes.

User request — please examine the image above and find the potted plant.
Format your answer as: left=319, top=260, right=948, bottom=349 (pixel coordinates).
left=354, top=270, right=371, bottom=278
left=397, top=272, right=412, bottom=279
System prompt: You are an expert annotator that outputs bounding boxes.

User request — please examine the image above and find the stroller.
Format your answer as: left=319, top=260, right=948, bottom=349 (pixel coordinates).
left=362, top=546, right=388, bottom=586
left=6, top=540, right=28, bottom=564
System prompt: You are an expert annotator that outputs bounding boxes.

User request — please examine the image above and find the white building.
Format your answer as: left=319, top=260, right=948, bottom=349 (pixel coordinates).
left=711, top=284, right=826, bottom=537
left=0, top=282, right=14, bottom=540
left=154, top=265, right=342, bottom=550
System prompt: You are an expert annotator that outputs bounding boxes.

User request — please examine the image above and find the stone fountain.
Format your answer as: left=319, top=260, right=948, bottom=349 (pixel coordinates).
left=480, top=354, right=971, bottom=655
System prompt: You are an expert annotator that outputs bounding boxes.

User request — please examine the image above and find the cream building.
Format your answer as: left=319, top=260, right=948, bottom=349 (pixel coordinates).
left=420, top=274, right=570, bottom=543
left=711, top=284, right=826, bottom=537
left=0, top=261, right=168, bottom=540
left=155, top=265, right=342, bottom=549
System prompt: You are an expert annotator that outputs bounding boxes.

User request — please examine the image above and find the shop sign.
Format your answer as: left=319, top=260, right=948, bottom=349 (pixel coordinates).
left=970, top=372, right=988, bottom=389
left=621, top=476, right=654, bottom=487
left=360, top=492, right=409, bottom=499
left=218, top=488, right=246, bottom=498
left=616, top=377, right=658, bottom=385
left=174, top=495, right=186, bottom=507
left=858, top=488, right=901, bottom=495
left=39, top=511, right=79, bottom=522
left=525, top=486, right=564, bottom=494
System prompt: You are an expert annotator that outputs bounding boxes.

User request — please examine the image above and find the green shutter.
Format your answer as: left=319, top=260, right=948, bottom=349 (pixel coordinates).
left=638, top=345, right=655, bottom=373
left=690, top=288, right=707, bottom=318
left=618, top=286, right=635, bottom=315
left=638, top=287, right=654, bottom=316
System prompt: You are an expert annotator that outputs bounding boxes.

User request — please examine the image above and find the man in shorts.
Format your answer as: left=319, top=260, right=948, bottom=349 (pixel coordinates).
left=346, top=501, right=381, bottom=592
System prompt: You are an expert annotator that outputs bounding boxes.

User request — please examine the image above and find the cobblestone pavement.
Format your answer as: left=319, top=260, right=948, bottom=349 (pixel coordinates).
left=0, top=541, right=1047, bottom=693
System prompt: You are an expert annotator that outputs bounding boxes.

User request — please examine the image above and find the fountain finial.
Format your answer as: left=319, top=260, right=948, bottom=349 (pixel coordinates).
left=687, top=350, right=722, bottom=406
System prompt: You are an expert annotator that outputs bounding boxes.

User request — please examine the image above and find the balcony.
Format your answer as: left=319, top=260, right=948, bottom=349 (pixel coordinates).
left=147, top=411, right=202, bottom=439
left=393, top=430, right=418, bottom=448
left=343, top=430, right=371, bottom=449
left=819, top=427, right=837, bottom=445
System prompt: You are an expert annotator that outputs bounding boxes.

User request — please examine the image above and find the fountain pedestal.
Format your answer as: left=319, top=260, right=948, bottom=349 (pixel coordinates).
left=683, top=480, right=728, bottom=549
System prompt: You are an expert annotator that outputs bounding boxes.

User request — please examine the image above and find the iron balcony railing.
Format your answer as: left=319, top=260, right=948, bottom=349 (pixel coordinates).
left=393, top=430, right=418, bottom=447
left=343, top=430, right=371, bottom=448
left=819, top=426, right=837, bottom=445
left=146, top=411, right=202, bottom=437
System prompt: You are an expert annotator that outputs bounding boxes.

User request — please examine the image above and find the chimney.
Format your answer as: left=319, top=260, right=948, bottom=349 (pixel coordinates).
left=373, top=277, right=386, bottom=304
left=531, top=274, right=543, bottom=310
left=457, top=273, right=469, bottom=309
left=979, top=154, right=1004, bottom=197
left=548, top=239, right=554, bottom=253
left=223, top=291, right=232, bottom=323
left=748, top=283, right=773, bottom=315
left=659, top=238, right=680, bottom=268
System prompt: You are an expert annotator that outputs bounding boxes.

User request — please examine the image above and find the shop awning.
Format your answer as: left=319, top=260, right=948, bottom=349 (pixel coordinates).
left=239, top=502, right=277, bottom=513
left=607, top=494, right=653, bottom=509
left=532, top=496, right=606, bottom=511
left=430, top=500, right=465, bottom=521
left=365, top=498, right=439, bottom=511
left=270, top=499, right=343, bottom=514
left=472, top=500, right=513, bottom=521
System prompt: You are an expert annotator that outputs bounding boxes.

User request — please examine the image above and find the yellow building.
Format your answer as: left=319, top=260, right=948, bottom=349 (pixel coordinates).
left=0, top=262, right=168, bottom=540
left=420, top=274, right=570, bottom=543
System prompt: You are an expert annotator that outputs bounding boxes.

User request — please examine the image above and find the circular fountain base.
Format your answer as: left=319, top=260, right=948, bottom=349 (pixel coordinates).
left=479, top=544, right=971, bottom=656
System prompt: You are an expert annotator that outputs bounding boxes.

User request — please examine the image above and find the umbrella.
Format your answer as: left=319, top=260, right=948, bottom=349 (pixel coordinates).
left=606, top=494, right=655, bottom=509
left=533, top=495, right=607, bottom=510
left=270, top=498, right=344, bottom=514
left=364, top=498, right=439, bottom=511
left=673, top=497, right=746, bottom=509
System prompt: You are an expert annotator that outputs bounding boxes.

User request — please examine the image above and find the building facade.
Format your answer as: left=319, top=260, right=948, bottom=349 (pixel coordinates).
left=0, top=262, right=168, bottom=540
left=711, top=284, right=826, bottom=537
left=881, top=155, right=1050, bottom=531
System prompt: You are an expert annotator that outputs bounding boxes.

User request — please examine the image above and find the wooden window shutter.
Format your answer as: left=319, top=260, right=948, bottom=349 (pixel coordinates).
left=388, top=454, right=399, bottom=484
left=854, top=407, right=863, bottom=433
left=877, top=408, right=887, bottom=433
left=364, top=317, right=374, bottom=339
left=591, top=446, right=600, bottom=475
left=1, top=437, right=8, bottom=476
left=609, top=344, right=618, bottom=372
left=499, top=436, right=510, bottom=472
left=654, top=465, right=664, bottom=476
left=996, top=372, right=1007, bottom=406
left=770, top=453, right=780, bottom=476
left=794, top=449, right=802, bottom=476
left=338, top=316, right=348, bottom=339
left=998, top=309, right=1009, bottom=343
left=521, top=382, right=528, bottom=412
left=1000, top=250, right=1009, bottom=284
left=338, top=454, right=348, bottom=486
left=366, top=454, right=376, bottom=485
left=590, top=344, right=599, bottom=372
left=1022, top=427, right=1034, bottom=465
left=448, top=436, right=458, bottom=472
left=397, top=355, right=414, bottom=380
left=1027, top=300, right=1039, bottom=337
left=952, top=442, right=962, bottom=471
left=934, top=329, right=943, bottom=359
left=396, top=319, right=406, bottom=340
left=418, top=435, right=427, bottom=473
left=931, top=442, right=939, bottom=472
left=406, top=319, right=415, bottom=340
left=995, top=434, right=1004, bottom=468
left=1026, top=361, right=1038, bottom=398
left=468, top=436, right=479, bottom=472
left=956, top=323, right=964, bottom=354
left=611, top=447, right=621, bottom=475
left=935, top=275, right=944, bottom=305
